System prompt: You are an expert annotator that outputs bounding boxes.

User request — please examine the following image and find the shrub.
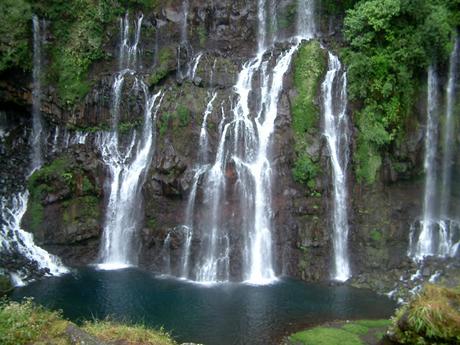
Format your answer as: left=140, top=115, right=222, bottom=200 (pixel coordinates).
left=390, top=284, right=460, bottom=344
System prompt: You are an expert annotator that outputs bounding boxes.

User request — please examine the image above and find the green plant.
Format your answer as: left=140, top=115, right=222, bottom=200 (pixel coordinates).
left=0, top=299, right=67, bottom=345
left=370, top=229, right=383, bottom=243
left=83, top=319, right=174, bottom=345
left=290, top=327, right=363, bottom=345
left=290, top=41, right=327, bottom=190
left=196, top=24, right=207, bottom=47
left=0, top=0, right=32, bottom=72
left=292, top=41, right=326, bottom=135
left=149, top=46, right=175, bottom=86
left=176, top=104, right=190, bottom=127
left=342, top=323, right=369, bottom=335
left=344, top=0, right=458, bottom=183
left=0, top=299, right=175, bottom=345
left=158, top=112, right=172, bottom=136
left=390, top=284, right=460, bottom=344
left=292, top=154, right=319, bottom=189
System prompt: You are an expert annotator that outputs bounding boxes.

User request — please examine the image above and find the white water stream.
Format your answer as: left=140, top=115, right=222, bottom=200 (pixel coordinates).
left=322, top=52, right=351, bottom=281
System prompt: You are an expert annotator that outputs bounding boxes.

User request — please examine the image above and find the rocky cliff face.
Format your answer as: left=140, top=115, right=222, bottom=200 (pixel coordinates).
left=1, top=0, right=454, bottom=293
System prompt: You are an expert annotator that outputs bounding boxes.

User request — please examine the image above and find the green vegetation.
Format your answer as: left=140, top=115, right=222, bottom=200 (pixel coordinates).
left=176, top=104, right=190, bottom=127
left=28, top=156, right=73, bottom=191
left=62, top=196, right=100, bottom=226
left=1, top=0, right=161, bottom=104
left=83, top=320, right=173, bottom=345
left=278, top=2, right=298, bottom=30
left=292, top=155, right=320, bottom=189
left=0, top=299, right=68, bottom=345
left=196, top=25, right=207, bottom=47
left=0, top=276, right=12, bottom=296
left=149, top=46, right=175, bottom=86
left=343, top=0, right=458, bottom=183
left=0, top=299, right=176, bottom=345
left=0, top=0, right=32, bottom=73
left=390, top=284, right=460, bottom=344
left=157, top=103, right=191, bottom=137
left=291, top=41, right=327, bottom=190
left=290, top=319, right=391, bottom=345
left=292, top=41, right=326, bottom=134
left=290, top=327, right=363, bottom=345
left=67, top=123, right=111, bottom=133
left=26, top=154, right=100, bottom=232
left=320, top=0, right=357, bottom=16
left=369, top=229, right=383, bottom=243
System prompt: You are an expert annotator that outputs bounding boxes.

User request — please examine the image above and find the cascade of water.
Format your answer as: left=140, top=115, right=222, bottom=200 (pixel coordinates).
left=297, top=0, right=316, bottom=40
left=30, top=15, right=44, bottom=173
left=0, top=15, right=69, bottom=286
left=417, top=66, right=440, bottom=258
left=180, top=165, right=209, bottom=278
left=198, top=91, right=217, bottom=163
left=51, top=126, right=59, bottom=153
left=97, top=88, right=163, bottom=268
left=409, top=41, right=460, bottom=260
left=440, top=37, right=459, bottom=218
left=181, top=0, right=189, bottom=44
left=322, top=52, right=351, bottom=281
left=97, top=14, right=164, bottom=268
left=0, top=193, right=69, bottom=286
left=257, top=0, right=268, bottom=52
left=175, top=0, right=318, bottom=283
left=162, top=232, right=172, bottom=274
left=190, top=53, right=203, bottom=80
left=245, top=44, right=301, bottom=283
left=179, top=92, right=218, bottom=278
left=119, top=13, right=143, bottom=70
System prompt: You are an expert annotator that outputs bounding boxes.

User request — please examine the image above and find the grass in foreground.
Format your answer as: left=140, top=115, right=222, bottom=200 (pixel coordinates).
left=289, top=319, right=391, bottom=345
left=0, top=298, right=176, bottom=345
left=83, top=320, right=174, bottom=345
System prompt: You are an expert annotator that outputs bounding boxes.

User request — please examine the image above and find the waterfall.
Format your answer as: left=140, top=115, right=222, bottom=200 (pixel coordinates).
left=322, top=52, right=351, bottom=281
left=180, top=165, right=209, bottom=278
left=173, top=0, right=318, bottom=284
left=297, top=0, right=316, bottom=40
left=0, top=15, right=69, bottom=286
left=97, top=14, right=163, bottom=269
left=0, top=193, right=69, bottom=286
left=97, top=88, right=163, bottom=269
left=440, top=37, right=459, bottom=218
left=181, top=0, right=189, bottom=44
left=198, top=91, right=217, bottom=162
left=119, top=13, right=143, bottom=70
left=30, top=15, right=44, bottom=173
left=409, top=53, right=460, bottom=259
left=419, top=66, right=440, bottom=258
left=181, top=45, right=301, bottom=283
left=179, top=91, right=217, bottom=278
left=189, top=53, right=203, bottom=80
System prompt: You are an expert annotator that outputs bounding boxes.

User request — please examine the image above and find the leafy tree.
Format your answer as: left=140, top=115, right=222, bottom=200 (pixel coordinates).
left=344, top=0, right=457, bottom=183
left=0, top=0, right=32, bottom=72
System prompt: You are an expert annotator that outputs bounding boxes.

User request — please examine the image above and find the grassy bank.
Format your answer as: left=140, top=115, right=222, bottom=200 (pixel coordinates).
left=289, top=284, right=460, bottom=345
left=289, top=319, right=391, bottom=345
left=0, top=298, right=176, bottom=345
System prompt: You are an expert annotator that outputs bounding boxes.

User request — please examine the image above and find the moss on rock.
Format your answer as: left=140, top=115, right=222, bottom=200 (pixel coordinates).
left=290, top=40, right=327, bottom=191
left=148, top=46, right=176, bottom=86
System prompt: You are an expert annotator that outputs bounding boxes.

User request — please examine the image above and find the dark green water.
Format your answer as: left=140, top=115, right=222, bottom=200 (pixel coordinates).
left=11, top=268, right=396, bottom=345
